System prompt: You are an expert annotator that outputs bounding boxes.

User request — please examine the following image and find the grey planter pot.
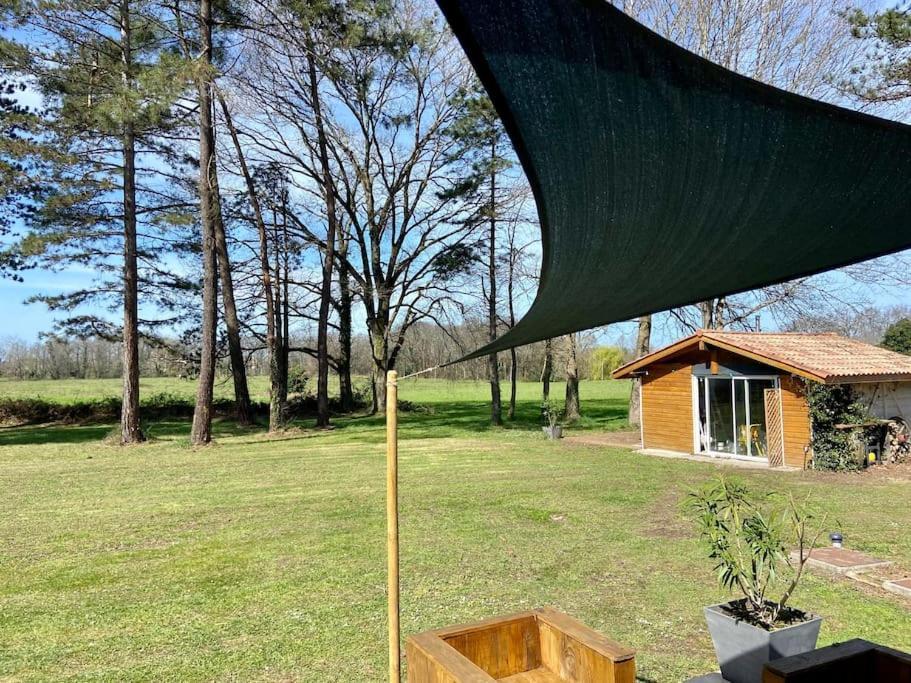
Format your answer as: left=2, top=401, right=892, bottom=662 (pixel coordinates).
left=542, top=425, right=563, bottom=439
left=704, top=602, right=822, bottom=683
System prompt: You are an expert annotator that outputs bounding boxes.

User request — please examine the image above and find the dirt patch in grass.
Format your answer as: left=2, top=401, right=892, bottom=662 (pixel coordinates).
left=641, top=486, right=691, bottom=540
left=801, top=461, right=911, bottom=485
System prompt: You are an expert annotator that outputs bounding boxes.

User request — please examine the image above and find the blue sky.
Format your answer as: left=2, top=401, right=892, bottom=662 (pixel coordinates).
left=3, top=0, right=908, bottom=344
left=4, top=243, right=909, bottom=346
left=0, top=270, right=96, bottom=341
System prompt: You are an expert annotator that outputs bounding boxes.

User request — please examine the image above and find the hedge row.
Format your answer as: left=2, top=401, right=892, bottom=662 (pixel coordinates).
left=0, top=392, right=363, bottom=425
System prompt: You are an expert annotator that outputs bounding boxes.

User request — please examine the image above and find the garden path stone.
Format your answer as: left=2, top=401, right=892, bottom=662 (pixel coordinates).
left=792, top=547, right=892, bottom=574
left=883, top=578, right=911, bottom=599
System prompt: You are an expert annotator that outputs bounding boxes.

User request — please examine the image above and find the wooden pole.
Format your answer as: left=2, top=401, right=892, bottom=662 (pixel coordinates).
left=386, top=370, right=401, bottom=683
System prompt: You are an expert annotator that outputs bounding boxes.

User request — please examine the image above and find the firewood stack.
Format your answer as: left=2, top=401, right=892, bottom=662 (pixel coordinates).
left=883, top=418, right=910, bottom=464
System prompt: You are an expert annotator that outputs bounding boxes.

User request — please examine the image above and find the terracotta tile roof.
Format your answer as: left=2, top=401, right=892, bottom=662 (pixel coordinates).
left=613, top=331, right=911, bottom=383
left=700, top=331, right=911, bottom=382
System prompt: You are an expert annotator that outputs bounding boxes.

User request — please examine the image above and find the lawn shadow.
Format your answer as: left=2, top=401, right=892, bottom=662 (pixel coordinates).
left=0, top=418, right=260, bottom=447
left=0, top=394, right=628, bottom=447
left=0, top=423, right=113, bottom=446
left=324, top=397, right=629, bottom=443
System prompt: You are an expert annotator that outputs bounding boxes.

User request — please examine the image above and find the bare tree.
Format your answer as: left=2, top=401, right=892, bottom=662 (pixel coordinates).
left=236, top=0, right=476, bottom=411
left=623, top=0, right=860, bottom=99
left=501, top=214, right=536, bottom=419
left=217, top=92, right=285, bottom=431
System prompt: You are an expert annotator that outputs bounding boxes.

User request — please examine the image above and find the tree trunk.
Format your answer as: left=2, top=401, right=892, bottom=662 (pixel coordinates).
left=368, top=315, right=389, bottom=413
left=564, top=333, right=581, bottom=421
left=487, top=149, right=501, bottom=425
left=699, top=300, right=714, bottom=329
left=213, top=189, right=252, bottom=426
left=278, top=212, right=290, bottom=413
left=628, top=314, right=651, bottom=428
left=270, top=323, right=284, bottom=429
left=698, top=298, right=726, bottom=330
left=190, top=0, right=217, bottom=446
left=119, top=0, right=143, bottom=445
left=216, top=91, right=277, bottom=430
left=506, top=234, right=518, bottom=420
left=541, top=337, right=553, bottom=402
left=508, top=347, right=517, bottom=420
left=713, top=296, right=726, bottom=329
left=336, top=236, right=354, bottom=411
left=372, top=365, right=386, bottom=412
left=309, top=50, right=338, bottom=429
left=271, top=249, right=285, bottom=429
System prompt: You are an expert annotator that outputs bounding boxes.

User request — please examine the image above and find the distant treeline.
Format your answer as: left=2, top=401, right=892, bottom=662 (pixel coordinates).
left=0, top=325, right=630, bottom=384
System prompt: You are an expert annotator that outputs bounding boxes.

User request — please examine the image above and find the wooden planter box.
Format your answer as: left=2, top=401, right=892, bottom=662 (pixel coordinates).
left=763, top=638, right=911, bottom=682
left=405, top=608, right=635, bottom=682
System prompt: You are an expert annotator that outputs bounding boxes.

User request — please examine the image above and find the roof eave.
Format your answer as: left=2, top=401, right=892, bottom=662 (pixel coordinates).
left=611, top=331, right=833, bottom=383
left=697, top=335, right=827, bottom=383
left=611, top=333, right=702, bottom=379
left=824, top=373, right=911, bottom=385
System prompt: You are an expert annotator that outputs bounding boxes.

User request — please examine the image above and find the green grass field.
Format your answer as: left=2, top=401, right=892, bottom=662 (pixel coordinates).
left=0, top=375, right=278, bottom=403
left=0, top=378, right=909, bottom=682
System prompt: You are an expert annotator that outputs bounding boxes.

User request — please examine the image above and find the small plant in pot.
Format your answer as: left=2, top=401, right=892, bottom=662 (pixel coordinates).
left=541, top=399, right=564, bottom=439
left=686, top=477, right=826, bottom=683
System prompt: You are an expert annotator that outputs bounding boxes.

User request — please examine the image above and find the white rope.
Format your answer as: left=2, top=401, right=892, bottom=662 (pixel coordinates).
left=398, top=365, right=441, bottom=380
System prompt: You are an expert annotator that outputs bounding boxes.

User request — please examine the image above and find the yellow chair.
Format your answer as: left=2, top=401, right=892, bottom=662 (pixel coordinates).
left=739, top=424, right=766, bottom=457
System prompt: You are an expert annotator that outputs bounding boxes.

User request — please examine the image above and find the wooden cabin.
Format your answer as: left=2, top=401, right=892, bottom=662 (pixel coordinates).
left=612, top=331, right=911, bottom=469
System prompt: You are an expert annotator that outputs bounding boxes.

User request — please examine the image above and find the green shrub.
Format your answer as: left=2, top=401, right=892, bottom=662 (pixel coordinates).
left=0, top=397, right=121, bottom=424
left=541, top=398, right=564, bottom=428
left=0, top=393, right=267, bottom=425
left=288, top=368, right=309, bottom=396
left=882, top=318, right=911, bottom=355
left=142, top=392, right=192, bottom=410
left=805, top=382, right=869, bottom=471
left=352, top=381, right=372, bottom=409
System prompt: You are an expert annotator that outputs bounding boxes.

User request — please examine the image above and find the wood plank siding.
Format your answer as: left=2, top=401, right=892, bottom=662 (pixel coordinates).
left=641, top=362, right=813, bottom=468
left=780, top=375, right=812, bottom=468
left=640, top=363, right=694, bottom=453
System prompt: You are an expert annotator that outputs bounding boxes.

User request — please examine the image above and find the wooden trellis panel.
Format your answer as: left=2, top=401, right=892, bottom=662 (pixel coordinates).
left=765, top=388, right=784, bottom=468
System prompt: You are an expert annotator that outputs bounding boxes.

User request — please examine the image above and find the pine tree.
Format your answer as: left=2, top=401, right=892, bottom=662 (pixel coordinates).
left=188, top=0, right=219, bottom=445
left=4, top=0, right=190, bottom=444
left=0, top=77, right=53, bottom=280
left=846, top=4, right=911, bottom=104
left=445, top=81, right=513, bottom=426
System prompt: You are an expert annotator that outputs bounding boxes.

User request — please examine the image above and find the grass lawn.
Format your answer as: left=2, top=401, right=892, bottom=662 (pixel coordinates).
left=0, top=378, right=909, bottom=681
left=0, top=375, right=280, bottom=404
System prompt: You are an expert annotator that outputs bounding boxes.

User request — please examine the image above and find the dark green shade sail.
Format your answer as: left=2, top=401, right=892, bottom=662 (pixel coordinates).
left=436, top=0, right=911, bottom=361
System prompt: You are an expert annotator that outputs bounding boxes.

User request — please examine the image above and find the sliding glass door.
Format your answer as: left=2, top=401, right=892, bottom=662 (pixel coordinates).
left=707, top=378, right=735, bottom=454
left=697, top=376, right=778, bottom=458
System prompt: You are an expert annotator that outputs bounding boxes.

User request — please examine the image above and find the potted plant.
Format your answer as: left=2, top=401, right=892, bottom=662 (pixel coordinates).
left=686, top=477, right=825, bottom=683
left=541, top=399, right=564, bottom=439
